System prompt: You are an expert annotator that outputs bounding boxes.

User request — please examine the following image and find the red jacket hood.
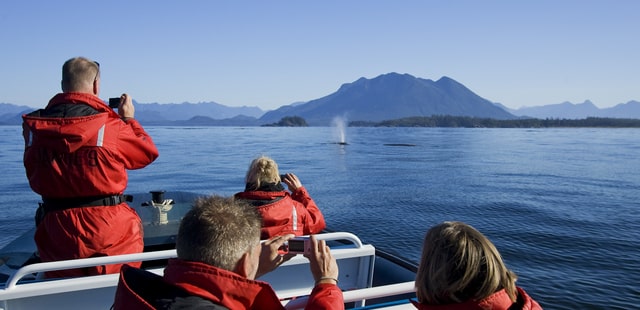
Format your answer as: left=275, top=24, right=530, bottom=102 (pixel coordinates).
left=22, top=92, right=117, bottom=153
left=114, top=259, right=343, bottom=309
left=22, top=91, right=158, bottom=198
left=163, top=259, right=284, bottom=309
left=235, top=187, right=326, bottom=239
left=235, top=190, right=287, bottom=200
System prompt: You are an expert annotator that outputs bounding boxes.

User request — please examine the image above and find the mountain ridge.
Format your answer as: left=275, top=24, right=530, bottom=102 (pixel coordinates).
left=259, top=73, right=516, bottom=125
left=511, top=100, right=640, bottom=119
left=2, top=73, right=639, bottom=125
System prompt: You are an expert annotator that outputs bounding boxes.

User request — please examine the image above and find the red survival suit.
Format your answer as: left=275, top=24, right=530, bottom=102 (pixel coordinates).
left=22, top=92, right=159, bottom=278
left=411, top=287, right=543, bottom=310
left=113, top=259, right=344, bottom=309
left=235, top=185, right=326, bottom=239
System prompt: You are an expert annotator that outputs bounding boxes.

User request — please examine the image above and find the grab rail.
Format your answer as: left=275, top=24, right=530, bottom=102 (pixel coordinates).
left=282, top=281, right=416, bottom=309
left=343, top=281, right=415, bottom=303
left=313, top=232, right=363, bottom=248
left=4, top=249, right=177, bottom=290
left=3, top=232, right=363, bottom=290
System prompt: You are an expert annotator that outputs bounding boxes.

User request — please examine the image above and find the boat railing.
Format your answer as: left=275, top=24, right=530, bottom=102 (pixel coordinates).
left=343, top=281, right=415, bottom=305
left=282, top=281, right=416, bottom=310
left=3, top=232, right=364, bottom=288
left=3, top=249, right=177, bottom=290
left=0, top=232, right=405, bottom=310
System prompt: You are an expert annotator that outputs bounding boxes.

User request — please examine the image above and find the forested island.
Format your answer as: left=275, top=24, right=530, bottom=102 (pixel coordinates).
left=349, top=116, right=640, bottom=128
left=261, top=116, right=309, bottom=127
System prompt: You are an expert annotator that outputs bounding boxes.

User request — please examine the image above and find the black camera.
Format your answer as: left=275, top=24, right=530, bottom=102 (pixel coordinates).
left=108, top=97, right=120, bottom=109
left=280, top=174, right=288, bottom=182
left=286, top=236, right=310, bottom=254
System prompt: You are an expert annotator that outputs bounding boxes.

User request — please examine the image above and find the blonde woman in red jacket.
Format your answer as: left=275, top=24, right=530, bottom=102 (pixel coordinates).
left=235, top=156, right=326, bottom=239
left=413, top=221, right=543, bottom=310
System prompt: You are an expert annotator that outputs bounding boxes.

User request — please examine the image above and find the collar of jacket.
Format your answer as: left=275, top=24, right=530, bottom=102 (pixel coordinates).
left=244, top=182, right=285, bottom=192
left=47, top=92, right=117, bottom=115
left=163, top=258, right=283, bottom=309
left=409, top=289, right=513, bottom=310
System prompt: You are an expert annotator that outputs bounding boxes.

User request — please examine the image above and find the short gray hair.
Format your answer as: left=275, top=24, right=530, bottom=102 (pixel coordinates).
left=176, top=195, right=261, bottom=271
left=61, top=57, right=99, bottom=92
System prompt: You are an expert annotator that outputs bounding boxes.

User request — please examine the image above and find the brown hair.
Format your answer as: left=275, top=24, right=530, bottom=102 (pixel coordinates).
left=61, top=57, right=99, bottom=92
left=176, top=195, right=261, bottom=271
left=415, top=221, right=518, bottom=304
left=244, top=155, right=280, bottom=190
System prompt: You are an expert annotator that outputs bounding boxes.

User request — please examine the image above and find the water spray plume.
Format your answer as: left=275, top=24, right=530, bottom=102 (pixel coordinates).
left=332, top=116, right=348, bottom=145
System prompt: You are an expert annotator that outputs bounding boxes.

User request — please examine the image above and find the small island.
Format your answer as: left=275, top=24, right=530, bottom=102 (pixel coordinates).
left=262, top=116, right=308, bottom=127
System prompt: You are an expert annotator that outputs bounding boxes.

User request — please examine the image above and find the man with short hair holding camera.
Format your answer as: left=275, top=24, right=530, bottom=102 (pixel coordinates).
left=113, top=195, right=343, bottom=309
left=22, top=56, right=158, bottom=278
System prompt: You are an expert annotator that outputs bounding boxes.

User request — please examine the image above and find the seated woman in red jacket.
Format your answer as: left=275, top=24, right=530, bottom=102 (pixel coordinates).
left=235, top=156, right=326, bottom=239
left=412, top=221, right=542, bottom=310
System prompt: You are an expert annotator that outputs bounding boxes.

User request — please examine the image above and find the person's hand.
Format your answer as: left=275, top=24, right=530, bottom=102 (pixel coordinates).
left=281, top=173, right=303, bottom=192
left=305, top=235, right=339, bottom=286
left=256, top=234, right=296, bottom=278
left=117, top=93, right=135, bottom=119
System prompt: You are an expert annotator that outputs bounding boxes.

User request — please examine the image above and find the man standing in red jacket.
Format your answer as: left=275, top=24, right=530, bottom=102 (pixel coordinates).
left=22, top=56, right=159, bottom=278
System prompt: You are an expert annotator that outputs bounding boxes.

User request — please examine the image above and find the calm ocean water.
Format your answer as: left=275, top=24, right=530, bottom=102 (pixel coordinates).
left=1, top=125, right=639, bottom=309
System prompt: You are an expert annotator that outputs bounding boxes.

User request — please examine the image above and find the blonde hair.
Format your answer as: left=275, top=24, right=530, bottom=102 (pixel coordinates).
left=244, top=156, right=280, bottom=190
left=415, top=221, right=518, bottom=305
left=61, top=57, right=99, bottom=92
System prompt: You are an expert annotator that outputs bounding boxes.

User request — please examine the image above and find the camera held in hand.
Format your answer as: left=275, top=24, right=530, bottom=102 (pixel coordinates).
left=286, top=236, right=310, bottom=255
left=280, top=174, right=288, bottom=182
left=108, top=97, right=120, bottom=109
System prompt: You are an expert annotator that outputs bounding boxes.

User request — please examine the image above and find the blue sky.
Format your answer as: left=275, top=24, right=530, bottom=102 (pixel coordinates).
left=1, top=0, right=638, bottom=110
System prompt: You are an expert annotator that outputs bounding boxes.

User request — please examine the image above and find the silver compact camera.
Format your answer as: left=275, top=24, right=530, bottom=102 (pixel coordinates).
left=286, top=236, right=310, bottom=254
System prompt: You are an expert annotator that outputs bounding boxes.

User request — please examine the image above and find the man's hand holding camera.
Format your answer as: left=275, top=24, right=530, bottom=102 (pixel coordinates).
left=257, top=234, right=339, bottom=287
left=305, top=235, right=339, bottom=285
left=110, top=93, right=135, bottom=121
left=257, top=234, right=296, bottom=278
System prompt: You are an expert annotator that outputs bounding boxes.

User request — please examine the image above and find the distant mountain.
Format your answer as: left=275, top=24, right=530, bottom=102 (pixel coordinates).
left=143, top=114, right=262, bottom=126
left=3, top=78, right=640, bottom=126
left=259, top=73, right=516, bottom=126
left=510, top=100, right=640, bottom=119
left=512, top=100, right=601, bottom=119
left=0, top=103, right=33, bottom=114
left=133, top=101, right=264, bottom=123
left=0, top=103, right=34, bottom=125
left=600, top=100, right=640, bottom=118
left=0, top=101, right=264, bottom=125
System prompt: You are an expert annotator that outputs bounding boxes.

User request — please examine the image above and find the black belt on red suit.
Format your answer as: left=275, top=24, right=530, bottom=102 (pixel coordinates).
left=41, top=195, right=133, bottom=212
